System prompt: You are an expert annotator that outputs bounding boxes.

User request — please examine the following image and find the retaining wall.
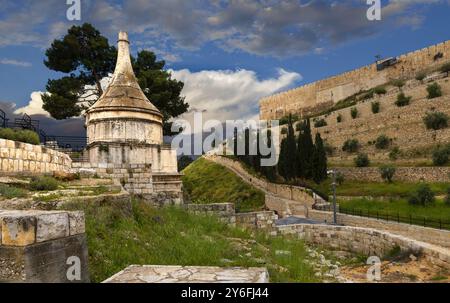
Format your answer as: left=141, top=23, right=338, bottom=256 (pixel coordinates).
left=185, top=203, right=278, bottom=231
left=308, top=210, right=450, bottom=249
left=277, top=224, right=450, bottom=270
left=0, top=139, right=72, bottom=175
left=335, top=166, right=450, bottom=182
left=0, top=210, right=89, bottom=282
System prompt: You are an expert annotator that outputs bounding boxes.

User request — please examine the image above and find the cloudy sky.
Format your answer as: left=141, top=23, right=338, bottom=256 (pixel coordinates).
left=0, top=0, right=449, bottom=137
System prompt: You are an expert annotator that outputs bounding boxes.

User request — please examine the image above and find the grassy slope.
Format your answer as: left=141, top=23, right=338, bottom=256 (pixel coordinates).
left=65, top=200, right=318, bottom=283
left=312, top=180, right=450, bottom=198
left=339, top=198, right=450, bottom=228
left=182, top=158, right=265, bottom=213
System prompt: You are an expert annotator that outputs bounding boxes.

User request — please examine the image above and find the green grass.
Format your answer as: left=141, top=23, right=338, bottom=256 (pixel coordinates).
left=311, top=179, right=450, bottom=198
left=0, top=184, right=28, bottom=199
left=29, top=176, right=60, bottom=191
left=339, top=198, right=450, bottom=229
left=182, top=158, right=265, bottom=213
left=65, top=200, right=319, bottom=283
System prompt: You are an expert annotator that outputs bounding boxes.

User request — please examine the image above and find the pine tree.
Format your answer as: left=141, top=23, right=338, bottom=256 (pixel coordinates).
left=312, top=133, right=328, bottom=184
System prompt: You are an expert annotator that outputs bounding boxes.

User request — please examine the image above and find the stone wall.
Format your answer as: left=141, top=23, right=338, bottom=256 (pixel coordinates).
left=0, top=210, right=89, bottom=282
left=86, top=143, right=178, bottom=174
left=308, top=77, right=450, bottom=160
left=0, top=139, right=72, bottom=175
left=185, top=203, right=278, bottom=231
left=335, top=166, right=450, bottom=182
left=307, top=210, right=450, bottom=249
left=276, top=224, right=450, bottom=270
left=206, top=155, right=318, bottom=207
left=235, top=211, right=278, bottom=231
left=260, top=40, right=450, bottom=120
left=71, top=162, right=183, bottom=205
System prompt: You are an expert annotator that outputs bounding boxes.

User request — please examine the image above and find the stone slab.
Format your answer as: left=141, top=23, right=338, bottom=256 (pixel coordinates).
left=103, top=265, right=269, bottom=283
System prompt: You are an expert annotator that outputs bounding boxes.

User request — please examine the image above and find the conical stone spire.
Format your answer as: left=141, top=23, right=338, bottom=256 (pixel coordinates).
left=87, top=31, right=161, bottom=116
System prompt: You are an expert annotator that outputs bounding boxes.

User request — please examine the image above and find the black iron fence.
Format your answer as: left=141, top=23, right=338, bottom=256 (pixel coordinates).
left=0, top=109, right=88, bottom=161
left=339, top=207, right=450, bottom=230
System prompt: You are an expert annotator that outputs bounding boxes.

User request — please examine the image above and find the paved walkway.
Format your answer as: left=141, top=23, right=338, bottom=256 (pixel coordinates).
left=275, top=216, right=322, bottom=226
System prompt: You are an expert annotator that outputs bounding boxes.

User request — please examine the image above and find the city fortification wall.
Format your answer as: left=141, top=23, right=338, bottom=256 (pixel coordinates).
left=260, top=40, right=450, bottom=120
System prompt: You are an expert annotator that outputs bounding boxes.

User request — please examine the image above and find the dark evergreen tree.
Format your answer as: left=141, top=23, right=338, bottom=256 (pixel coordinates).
left=284, top=115, right=298, bottom=181
left=312, top=133, right=328, bottom=184
left=262, top=129, right=277, bottom=181
left=297, top=119, right=314, bottom=179
left=277, top=138, right=288, bottom=179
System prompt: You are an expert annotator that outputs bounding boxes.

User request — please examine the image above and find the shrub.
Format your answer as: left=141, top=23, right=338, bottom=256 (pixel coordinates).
left=415, top=72, right=426, bottom=81
left=281, top=127, right=288, bottom=135
left=395, top=93, right=411, bottom=107
left=391, top=79, right=405, bottom=89
left=335, top=172, right=345, bottom=185
left=379, top=166, right=396, bottom=183
left=441, top=63, right=450, bottom=76
left=314, top=119, right=327, bottom=128
left=337, top=114, right=342, bottom=123
left=432, top=145, right=450, bottom=166
left=324, top=142, right=334, bottom=156
left=0, top=184, right=28, bottom=199
left=389, top=147, right=401, bottom=160
left=342, top=139, right=360, bottom=153
left=29, top=176, right=59, bottom=191
left=0, top=128, right=40, bottom=145
left=354, top=153, right=370, bottom=167
left=360, top=90, right=374, bottom=100
left=445, top=187, right=450, bottom=206
left=295, top=123, right=302, bottom=131
left=423, top=112, right=449, bottom=130
left=408, top=185, right=435, bottom=206
left=350, top=107, right=358, bottom=119
left=427, top=83, right=442, bottom=99
left=374, top=86, right=387, bottom=95
left=375, top=135, right=391, bottom=150
left=371, top=102, right=380, bottom=114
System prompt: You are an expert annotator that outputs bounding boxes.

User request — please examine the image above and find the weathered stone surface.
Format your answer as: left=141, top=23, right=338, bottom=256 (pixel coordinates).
left=0, top=138, right=72, bottom=176
left=36, top=212, right=69, bottom=243
left=1, top=213, right=36, bottom=246
left=104, top=265, right=269, bottom=283
left=276, top=224, right=450, bottom=271
left=68, top=211, right=85, bottom=235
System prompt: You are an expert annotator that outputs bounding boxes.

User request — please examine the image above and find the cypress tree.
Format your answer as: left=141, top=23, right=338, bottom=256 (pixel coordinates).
left=277, top=138, right=288, bottom=179
left=297, top=119, right=314, bottom=179
left=296, top=121, right=305, bottom=178
left=312, top=133, right=328, bottom=184
left=303, top=119, right=314, bottom=179
left=233, top=127, right=238, bottom=157
left=284, top=115, right=298, bottom=181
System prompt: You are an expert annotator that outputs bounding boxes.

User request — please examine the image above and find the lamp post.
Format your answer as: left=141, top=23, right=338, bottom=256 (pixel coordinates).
left=327, top=170, right=337, bottom=225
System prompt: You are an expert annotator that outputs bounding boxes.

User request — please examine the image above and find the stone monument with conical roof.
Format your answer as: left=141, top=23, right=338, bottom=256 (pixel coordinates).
left=84, top=32, right=182, bottom=205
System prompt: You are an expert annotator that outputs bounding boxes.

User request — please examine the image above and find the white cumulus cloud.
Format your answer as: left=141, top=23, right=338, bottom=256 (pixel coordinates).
left=14, top=92, right=51, bottom=117
left=169, top=68, right=301, bottom=131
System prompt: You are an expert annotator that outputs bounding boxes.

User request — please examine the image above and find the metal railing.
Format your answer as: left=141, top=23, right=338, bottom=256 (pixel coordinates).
left=0, top=109, right=89, bottom=161
left=339, top=207, right=450, bottom=230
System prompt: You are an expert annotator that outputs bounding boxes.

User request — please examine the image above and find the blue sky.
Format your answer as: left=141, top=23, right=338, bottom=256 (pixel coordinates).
left=0, top=0, right=449, bottom=136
